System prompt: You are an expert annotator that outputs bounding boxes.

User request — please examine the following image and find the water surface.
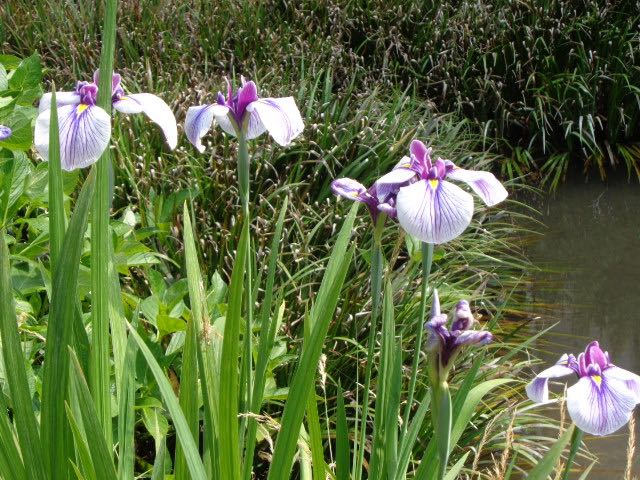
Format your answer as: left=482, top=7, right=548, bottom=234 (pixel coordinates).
left=529, top=173, right=640, bottom=478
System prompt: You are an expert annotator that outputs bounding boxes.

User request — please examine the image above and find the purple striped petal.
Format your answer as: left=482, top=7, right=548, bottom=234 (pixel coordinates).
left=113, top=93, right=177, bottom=149
left=373, top=165, right=416, bottom=203
left=184, top=105, right=215, bottom=153
left=0, top=125, right=11, bottom=141
left=35, top=104, right=111, bottom=171
left=567, top=373, right=637, bottom=436
left=525, top=354, right=576, bottom=403
left=38, top=91, right=81, bottom=114
left=446, top=167, right=508, bottom=207
left=331, top=178, right=366, bottom=201
left=605, top=366, right=640, bottom=401
left=396, top=179, right=474, bottom=244
left=245, top=97, right=304, bottom=146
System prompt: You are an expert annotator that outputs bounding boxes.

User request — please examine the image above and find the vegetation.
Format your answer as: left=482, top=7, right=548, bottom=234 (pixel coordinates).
left=0, top=1, right=633, bottom=479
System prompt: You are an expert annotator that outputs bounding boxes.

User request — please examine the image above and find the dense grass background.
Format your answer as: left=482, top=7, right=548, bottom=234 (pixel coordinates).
left=4, top=0, right=640, bottom=188
left=0, top=0, right=614, bottom=477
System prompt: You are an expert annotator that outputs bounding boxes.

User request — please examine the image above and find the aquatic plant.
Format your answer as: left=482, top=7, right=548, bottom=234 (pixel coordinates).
left=35, top=70, right=177, bottom=170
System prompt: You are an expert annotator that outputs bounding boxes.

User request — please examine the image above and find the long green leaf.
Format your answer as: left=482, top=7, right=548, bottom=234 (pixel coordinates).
left=243, top=197, right=288, bottom=480
left=47, top=88, right=65, bottom=266
left=415, top=378, right=513, bottom=478
left=394, top=391, right=430, bottom=480
left=183, top=203, right=218, bottom=479
left=41, top=170, right=95, bottom=480
left=66, top=403, right=98, bottom=480
left=527, top=424, right=576, bottom=480
left=89, top=0, right=118, bottom=444
left=117, top=311, right=139, bottom=480
left=127, top=322, right=207, bottom=480
left=443, top=452, right=470, bottom=480
left=267, top=203, right=358, bottom=479
left=219, top=216, right=250, bottom=480
left=68, top=350, right=118, bottom=480
left=0, top=232, right=46, bottom=479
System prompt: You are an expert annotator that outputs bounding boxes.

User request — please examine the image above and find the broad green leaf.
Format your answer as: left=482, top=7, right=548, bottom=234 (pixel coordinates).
left=41, top=170, right=95, bottom=480
left=127, top=322, right=207, bottom=480
left=267, top=203, right=358, bottom=479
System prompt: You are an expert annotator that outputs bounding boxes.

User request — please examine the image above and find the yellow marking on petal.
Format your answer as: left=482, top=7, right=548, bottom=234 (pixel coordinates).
left=429, top=179, right=439, bottom=189
left=351, top=191, right=360, bottom=198
left=119, top=96, right=129, bottom=101
left=401, top=163, right=411, bottom=168
left=592, top=375, right=602, bottom=386
left=76, top=104, right=89, bottom=114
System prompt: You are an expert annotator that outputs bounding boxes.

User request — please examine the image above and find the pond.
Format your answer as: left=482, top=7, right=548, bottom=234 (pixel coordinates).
left=529, top=171, right=640, bottom=478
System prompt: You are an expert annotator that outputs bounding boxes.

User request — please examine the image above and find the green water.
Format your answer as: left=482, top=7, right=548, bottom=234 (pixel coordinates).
left=530, top=174, right=640, bottom=478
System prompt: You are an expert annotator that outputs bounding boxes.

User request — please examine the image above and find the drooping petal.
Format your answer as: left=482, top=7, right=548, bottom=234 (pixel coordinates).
left=245, top=97, right=304, bottom=146
left=184, top=105, right=215, bottom=153
left=35, top=104, right=111, bottom=171
left=567, top=374, right=637, bottom=436
left=425, top=314, right=448, bottom=352
left=525, top=354, right=576, bottom=403
left=331, top=178, right=367, bottom=201
left=605, top=366, right=640, bottom=402
left=446, top=167, right=508, bottom=207
left=38, top=91, right=81, bottom=114
left=113, top=93, right=177, bottom=149
left=373, top=166, right=416, bottom=203
left=377, top=202, right=397, bottom=218
left=396, top=179, right=474, bottom=244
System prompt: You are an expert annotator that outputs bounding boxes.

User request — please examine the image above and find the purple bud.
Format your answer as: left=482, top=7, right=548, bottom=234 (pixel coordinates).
left=0, top=125, right=12, bottom=141
left=431, top=289, right=441, bottom=317
left=451, top=300, right=474, bottom=331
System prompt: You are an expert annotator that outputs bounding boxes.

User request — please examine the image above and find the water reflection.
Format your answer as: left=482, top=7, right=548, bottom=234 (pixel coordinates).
left=529, top=173, right=640, bottom=478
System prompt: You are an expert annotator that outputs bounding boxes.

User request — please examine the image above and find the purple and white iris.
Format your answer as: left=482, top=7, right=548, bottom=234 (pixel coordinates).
left=0, top=125, right=11, bottom=141
left=393, top=139, right=508, bottom=244
left=185, top=76, right=304, bottom=152
left=425, top=290, right=493, bottom=377
left=330, top=156, right=419, bottom=221
left=35, top=70, right=177, bottom=171
left=526, top=341, right=640, bottom=436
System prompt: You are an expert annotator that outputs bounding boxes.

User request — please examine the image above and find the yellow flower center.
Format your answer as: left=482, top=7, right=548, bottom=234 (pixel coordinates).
left=591, top=375, right=602, bottom=386
left=429, top=179, right=439, bottom=189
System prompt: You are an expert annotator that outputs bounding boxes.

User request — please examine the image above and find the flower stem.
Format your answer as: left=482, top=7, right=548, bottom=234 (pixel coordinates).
left=237, top=131, right=254, bottom=456
left=353, top=213, right=386, bottom=480
left=561, top=426, right=584, bottom=480
left=90, top=0, right=117, bottom=446
left=432, top=381, right=452, bottom=480
left=402, top=241, right=434, bottom=436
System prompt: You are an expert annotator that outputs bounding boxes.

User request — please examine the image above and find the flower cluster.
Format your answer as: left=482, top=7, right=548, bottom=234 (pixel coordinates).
left=526, top=341, right=640, bottom=436
left=35, top=70, right=177, bottom=171
left=331, top=139, right=508, bottom=243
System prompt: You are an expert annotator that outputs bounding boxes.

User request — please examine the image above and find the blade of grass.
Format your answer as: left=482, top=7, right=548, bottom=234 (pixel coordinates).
left=243, top=196, right=289, bottom=480
left=527, top=424, right=576, bottom=480
left=66, top=403, right=98, bottom=480
left=336, top=382, right=350, bottom=480
left=90, top=0, right=118, bottom=443
left=126, top=322, right=207, bottom=479
left=150, top=436, right=167, bottom=480
left=0, top=232, right=46, bottom=479
left=41, top=170, right=95, bottom=480
left=267, top=203, right=358, bottom=479
left=219, top=215, right=250, bottom=480
left=394, top=390, right=430, bottom=480
left=443, top=451, right=470, bottom=480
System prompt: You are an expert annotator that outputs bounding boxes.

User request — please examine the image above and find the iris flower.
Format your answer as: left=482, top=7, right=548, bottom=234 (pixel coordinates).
left=391, top=139, right=508, bottom=244
left=185, top=76, right=304, bottom=152
left=425, top=290, right=493, bottom=379
left=35, top=71, right=177, bottom=171
left=526, top=341, right=640, bottom=436
left=0, top=125, right=11, bottom=141
left=330, top=157, right=417, bottom=221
